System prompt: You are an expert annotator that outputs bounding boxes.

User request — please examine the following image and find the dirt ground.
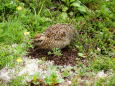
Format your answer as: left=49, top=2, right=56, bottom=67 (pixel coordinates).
left=27, top=47, right=89, bottom=86
left=27, top=47, right=78, bottom=66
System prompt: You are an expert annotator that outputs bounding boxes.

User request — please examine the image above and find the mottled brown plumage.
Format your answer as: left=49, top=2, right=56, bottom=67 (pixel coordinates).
left=33, top=24, right=77, bottom=50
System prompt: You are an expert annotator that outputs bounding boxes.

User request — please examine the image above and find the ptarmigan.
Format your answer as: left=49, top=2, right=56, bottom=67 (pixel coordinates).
left=33, top=24, right=77, bottom=50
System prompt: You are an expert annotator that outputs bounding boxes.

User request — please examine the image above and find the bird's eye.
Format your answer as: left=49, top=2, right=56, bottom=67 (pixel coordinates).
left=37, top=40, right=43, bottom=43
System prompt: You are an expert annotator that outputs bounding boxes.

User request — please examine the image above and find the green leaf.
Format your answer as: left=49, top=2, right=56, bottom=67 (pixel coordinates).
left=71, top=2, right=80, bottom=7
left=78, top=6, right=86, bottom=12
left=70, top=0, right=76, bottom=3
left=62, top=6, right=68, bottom=12
left=78, top=53, right=84, bottom=57
left=58, top=78, right=64, bottom=83
left=48, top=51, right=52, bottom=55
left=62, top=70, right=70, bottom=77
left=61, top=12, right=68, bottom=20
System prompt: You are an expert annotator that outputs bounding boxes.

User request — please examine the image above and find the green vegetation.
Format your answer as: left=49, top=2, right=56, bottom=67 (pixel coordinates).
left=48, top=48, right=62, bottom=56
left=0, top=0, right=114, bottom=86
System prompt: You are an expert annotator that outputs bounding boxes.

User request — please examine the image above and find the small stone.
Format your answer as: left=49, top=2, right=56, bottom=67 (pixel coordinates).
left=96, top=70, right=107, bottom=78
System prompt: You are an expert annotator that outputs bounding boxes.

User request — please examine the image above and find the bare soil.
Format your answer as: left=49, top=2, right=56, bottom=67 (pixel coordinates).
left=27, top=47, right=78, bottom=66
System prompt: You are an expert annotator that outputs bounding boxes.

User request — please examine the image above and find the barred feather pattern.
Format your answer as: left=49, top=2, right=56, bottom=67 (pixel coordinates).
left=33, top=24, right=78, bottom=50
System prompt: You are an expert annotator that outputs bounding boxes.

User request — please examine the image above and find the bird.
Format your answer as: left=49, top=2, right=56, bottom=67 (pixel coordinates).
left=32, top=24, right=78, bottom=50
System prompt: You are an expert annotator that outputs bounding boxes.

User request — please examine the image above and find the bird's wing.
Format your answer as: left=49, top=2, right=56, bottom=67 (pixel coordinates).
left=45, top=26, right=66, bottom=40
